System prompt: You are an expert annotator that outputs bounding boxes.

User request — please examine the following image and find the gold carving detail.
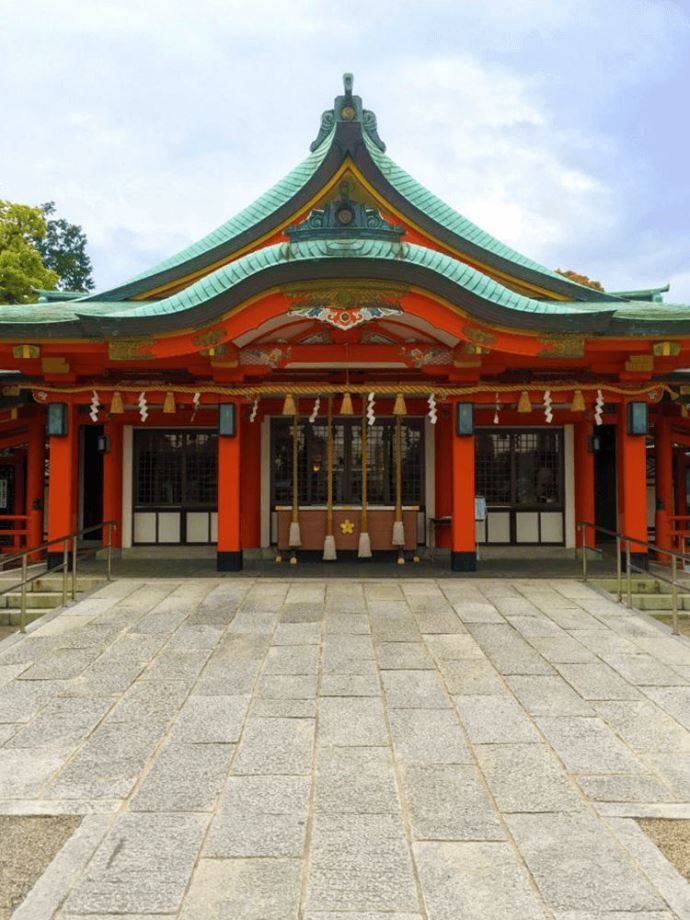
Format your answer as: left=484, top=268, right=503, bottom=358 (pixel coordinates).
left=625, top=354, right=654, bottom=373
left=340, top=518, right=355, bottom=535
left=537, top=335, right=585, bottom=358
left=653, top=341, right=681, bottom=357
left=41, top=357, right=70, bottom=374
left=12, top=345, right=40, bottom=359
left=108, top=339, right=155, bottom=361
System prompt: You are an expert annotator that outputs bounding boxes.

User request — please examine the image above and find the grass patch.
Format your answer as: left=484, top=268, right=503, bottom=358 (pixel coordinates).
left=638, top=818, right=690, bottom=880
left=0, top=815, right=81, bottom=918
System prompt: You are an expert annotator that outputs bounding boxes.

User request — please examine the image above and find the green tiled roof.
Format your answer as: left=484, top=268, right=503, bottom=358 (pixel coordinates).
left=4, top=238, right=689, bottom=331
left=362, top=133, right=573, bottom=286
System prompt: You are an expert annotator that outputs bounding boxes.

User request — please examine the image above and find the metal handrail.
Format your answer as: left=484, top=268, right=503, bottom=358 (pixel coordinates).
left=577, top=520, right=687, bottom=636
left=0, top=521, right=116, bottom=634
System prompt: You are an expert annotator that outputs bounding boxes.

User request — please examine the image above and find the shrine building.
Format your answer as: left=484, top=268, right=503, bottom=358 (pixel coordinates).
left=1, top=74, right=690, bottom=573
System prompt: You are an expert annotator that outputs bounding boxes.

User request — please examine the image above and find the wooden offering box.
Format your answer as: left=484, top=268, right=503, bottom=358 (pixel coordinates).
left=276, top=507, right=418, bottom=552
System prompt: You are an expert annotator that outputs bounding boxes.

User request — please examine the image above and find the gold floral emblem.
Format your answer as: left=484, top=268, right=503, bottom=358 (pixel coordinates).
left=339, top=519, right=355, bottom=535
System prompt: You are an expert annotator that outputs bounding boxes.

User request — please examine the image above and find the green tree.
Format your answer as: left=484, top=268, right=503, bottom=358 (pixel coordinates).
left=36, top=202, right=94, bottom=292
left=0, top=201, right=58, bottom=304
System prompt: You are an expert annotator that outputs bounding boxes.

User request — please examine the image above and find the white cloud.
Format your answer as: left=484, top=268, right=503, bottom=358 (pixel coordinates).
left=0, top=0, right=688, bottom=296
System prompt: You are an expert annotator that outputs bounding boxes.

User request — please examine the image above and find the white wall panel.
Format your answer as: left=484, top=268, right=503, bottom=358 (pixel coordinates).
left=158, top=512, right=181, bottom=543
left=516, top=511, right=539, bottom=543
left=487, top=511, right=511, bottom=544
left=541, top=511, right=564, bottom=543
left=187, top=512, right=210, bottom=543
left=133, top=512, right=155, bottom=544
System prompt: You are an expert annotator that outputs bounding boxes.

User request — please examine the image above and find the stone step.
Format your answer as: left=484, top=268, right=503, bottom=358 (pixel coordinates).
left=0, top=591, right=66, bottom=610
left=34, top=575, right=104, bottom=593
left=0, top=608, right=56, bottom=626
left=594, top=577, right=663, bottom=595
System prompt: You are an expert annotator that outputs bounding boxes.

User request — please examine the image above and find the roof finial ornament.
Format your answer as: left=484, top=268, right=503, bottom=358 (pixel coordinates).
left=309, top=72, right=386, bottom=153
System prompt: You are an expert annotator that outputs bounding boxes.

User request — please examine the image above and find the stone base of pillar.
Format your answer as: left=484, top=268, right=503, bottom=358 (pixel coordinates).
left=46, top=551, right=72, bottom=570
left=217, top=551, right=243, bottom=572
left=621, top=551, right=649, bottom=572
left=451, top=551, right=477, bottom=572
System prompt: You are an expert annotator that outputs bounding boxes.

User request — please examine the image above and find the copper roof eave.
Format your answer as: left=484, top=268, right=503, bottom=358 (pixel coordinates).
left=82, top=120, right=615, bottom=306
left=0, top=259, right=626, bottom=343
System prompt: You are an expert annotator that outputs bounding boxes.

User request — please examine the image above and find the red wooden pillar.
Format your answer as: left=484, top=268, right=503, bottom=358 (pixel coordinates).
left=574, top=421, right=595, bottom=548
left=676, top=448, right=688, bottom=516
left=654, top=416, right=673, bottom=556
left=26, top=418, right=45, bottom=553
left=617, top=403, right=649, bottom=568
left=450, top=402, right=476, bottom=571
left=240, top=407, right=261, bottom=549
left=46, top=402, right=78, bottom=567
left=434, top=412, right=452, bottom=548
left=217, top=400, right=242, bottom=571
left=102, top=421, right=123, bottom=549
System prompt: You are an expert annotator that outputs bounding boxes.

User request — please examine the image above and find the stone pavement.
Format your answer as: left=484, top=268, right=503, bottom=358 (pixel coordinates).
left=0, top=577, right=690, bottom=919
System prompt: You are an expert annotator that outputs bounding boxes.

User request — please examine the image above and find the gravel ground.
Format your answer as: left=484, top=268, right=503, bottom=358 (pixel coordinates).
left=0, top=815, right=81, bottom=918
left=638, top=818, right=690, bottom=880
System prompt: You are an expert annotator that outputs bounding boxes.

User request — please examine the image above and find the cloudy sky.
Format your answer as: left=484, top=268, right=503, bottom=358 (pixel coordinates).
left=2, top=0, right=689, bottom=300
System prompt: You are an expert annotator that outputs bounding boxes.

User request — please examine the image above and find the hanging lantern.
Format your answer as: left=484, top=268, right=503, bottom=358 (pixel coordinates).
left=163, top=392, right=176, bottom=414
left=393, top=393, right=407, bottom=416
left=282, top=393, right=297, bottom=416
left=517, top=391, right=531, bottom=413
left=571, top=389, right=586, bottom=413
left=339, top=392, right=354, bottom=415
left=110, top=391, right=124, bottom=414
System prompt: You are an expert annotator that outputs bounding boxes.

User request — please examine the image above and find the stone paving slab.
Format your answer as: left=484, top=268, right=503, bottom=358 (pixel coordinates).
left=0, top=575, right=688, bottom=917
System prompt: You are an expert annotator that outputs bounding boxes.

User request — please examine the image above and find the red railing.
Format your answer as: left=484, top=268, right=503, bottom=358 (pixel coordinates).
left=0, top=514, right=29, bottom=552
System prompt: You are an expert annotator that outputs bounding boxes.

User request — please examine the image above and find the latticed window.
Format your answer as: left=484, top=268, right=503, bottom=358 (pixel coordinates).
left=134, top=430, right=217, bottom=507
left=271, top=418, right=424, bottom=506
left=475, top=429, right=563, bottom=507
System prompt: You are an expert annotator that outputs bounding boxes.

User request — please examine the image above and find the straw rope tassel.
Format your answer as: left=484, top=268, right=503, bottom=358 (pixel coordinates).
left=392, top=415, right=406, bottom=559
left=323, top=397, right=337, bottom=560
left=288, top=410, right=301, bottom=561
left=358, top=409, right=372, bottom=558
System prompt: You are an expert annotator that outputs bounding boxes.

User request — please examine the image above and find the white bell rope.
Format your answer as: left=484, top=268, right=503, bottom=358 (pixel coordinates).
left=427, top=393, right=437, bottom=425
left=137, top=392, right=148, bottom=422
left=366, top=391, right=376, bottom=427
left=89, top=390, right=100, bottom=423
left=594, top=388, right=604, bottom=426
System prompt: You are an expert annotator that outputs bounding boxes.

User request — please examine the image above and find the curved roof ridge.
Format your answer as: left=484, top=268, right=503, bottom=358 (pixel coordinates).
left=362, top=133, right=599, bottom=294
left=92, top=237, right=615, bottom=322
left=83, top=128, right=337, bottom=302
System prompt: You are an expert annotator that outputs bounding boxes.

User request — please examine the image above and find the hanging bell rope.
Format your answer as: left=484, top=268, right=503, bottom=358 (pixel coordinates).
left=517, top=391, right=532, bottom=413
left=339, top=392, right=353, bottom=415
left=392, top=414, right=406, bottom=560
left=358, top=407, right=372, bottom=559
left=163, top=392, right=176, bottom=414
left=571, top=389, right=586, bottom=413
left=323, top=396, right=337, bottom=561
left=288, top=407, right=301, bottom=560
